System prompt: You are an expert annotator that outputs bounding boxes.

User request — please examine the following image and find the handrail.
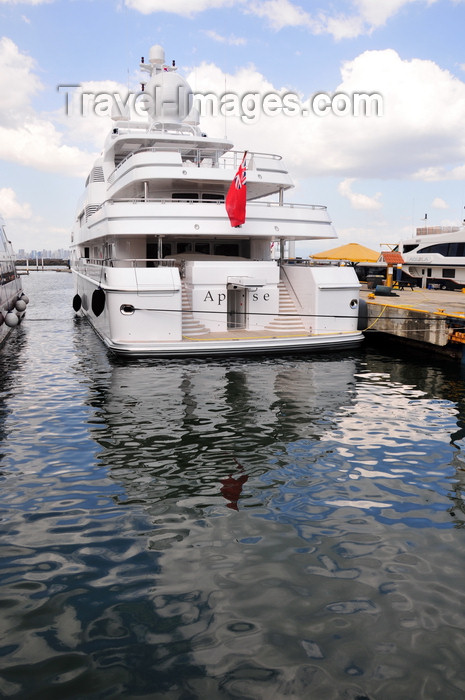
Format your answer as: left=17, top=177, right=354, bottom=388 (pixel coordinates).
left=90, top=198, right=327, bottom=215
left=108, top=148, right=282, bottom=184
left=78, top=258, right=177, bottom=268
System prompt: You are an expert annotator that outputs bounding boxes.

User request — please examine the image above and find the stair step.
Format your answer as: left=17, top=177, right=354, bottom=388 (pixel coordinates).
left=264, top=281, right=307, bottom=332
left=181, top=283, right=209, bottom=336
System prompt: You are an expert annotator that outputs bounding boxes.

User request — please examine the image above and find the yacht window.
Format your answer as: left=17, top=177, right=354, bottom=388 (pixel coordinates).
left=418, top=243, right=448, bottom=255
left=195, top=243, right=210, bottom=254
left=214, top=243, right=240, bottom=256
left=442, top=268, right=455, bottom=278
left=403, top=244, right=419, bottom=253
left=173, top=193, right=199, bottom=201
left=147, top=242, right=172, bottom=260
left=202, top=193, right=224, bottom=202
left=1, top=261, right=15, bottom=285
left=447, top=243, right=465, bottom=257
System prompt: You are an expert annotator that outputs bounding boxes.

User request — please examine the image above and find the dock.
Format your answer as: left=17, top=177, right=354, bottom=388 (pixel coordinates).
left=360, top=287, right=465, bottom=362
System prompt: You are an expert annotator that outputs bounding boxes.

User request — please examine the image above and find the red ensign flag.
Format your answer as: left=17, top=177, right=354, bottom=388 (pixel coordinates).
left=226, top=152, right=247, bottom=227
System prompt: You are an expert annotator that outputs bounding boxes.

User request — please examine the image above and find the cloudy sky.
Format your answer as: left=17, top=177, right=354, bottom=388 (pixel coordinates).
left=1, top=0, right=465, bottom=255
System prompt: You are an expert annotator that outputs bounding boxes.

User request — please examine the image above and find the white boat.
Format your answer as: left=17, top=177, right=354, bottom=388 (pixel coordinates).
left=70, top=45, right=364, bottom=357
left=0, top=215, right=28, bottom=346
left=396, top=226, right=465, bottom=290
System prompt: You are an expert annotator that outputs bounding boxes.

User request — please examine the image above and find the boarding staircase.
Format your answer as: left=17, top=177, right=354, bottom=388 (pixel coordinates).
left=264, top=281, right=307, bottom=334
left=181, top=279, right=307, bottom=338
left=181, top=283, right=210, bottom=337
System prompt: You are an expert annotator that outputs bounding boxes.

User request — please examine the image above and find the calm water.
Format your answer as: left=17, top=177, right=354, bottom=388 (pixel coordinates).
left=1, top=272, right=465, bottom=699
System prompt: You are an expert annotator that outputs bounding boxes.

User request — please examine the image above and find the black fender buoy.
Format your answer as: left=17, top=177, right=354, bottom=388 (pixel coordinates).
left=72, top=294, right=82, bottom=312
left=91, top=287, right=106, bottom=317
left=5, top=311, right=19, bottom=328
left=357, top=297, right=368, bottom=331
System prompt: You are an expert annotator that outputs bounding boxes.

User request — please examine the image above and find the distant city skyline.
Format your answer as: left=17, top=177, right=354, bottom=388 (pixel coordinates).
left=16, top=248, right=70, bottom=260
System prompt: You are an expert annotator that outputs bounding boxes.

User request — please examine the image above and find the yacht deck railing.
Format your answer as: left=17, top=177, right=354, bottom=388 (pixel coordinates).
left=84, top=198, right=327, bottom=221
left=78, top=258, right=177, bottom=268
left=108, top=148, right=282, bottom=184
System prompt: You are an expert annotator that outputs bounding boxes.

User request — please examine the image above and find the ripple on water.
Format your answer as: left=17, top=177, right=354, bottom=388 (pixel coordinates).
left=1, top=275, right=465, bottom=697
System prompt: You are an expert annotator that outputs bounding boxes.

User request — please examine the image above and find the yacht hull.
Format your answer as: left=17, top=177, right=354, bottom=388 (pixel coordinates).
left=72, top=265, right=364, bottom=358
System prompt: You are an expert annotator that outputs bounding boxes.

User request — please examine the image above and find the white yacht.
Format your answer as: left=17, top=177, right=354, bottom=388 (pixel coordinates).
left=396, top=226, right=465, bottom=290
left=70, top=45, right=363, bottom=357
left=0, top=215, right=28, bottom=346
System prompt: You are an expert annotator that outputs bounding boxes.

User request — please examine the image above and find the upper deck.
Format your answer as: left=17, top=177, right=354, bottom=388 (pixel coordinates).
left=97, top=130, right=294, bottom=201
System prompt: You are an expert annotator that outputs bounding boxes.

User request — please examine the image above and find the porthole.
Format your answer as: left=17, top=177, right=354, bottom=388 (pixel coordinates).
left=350, top=299, right=358, bottom=309
left=120, top=304, right=135, bottom=315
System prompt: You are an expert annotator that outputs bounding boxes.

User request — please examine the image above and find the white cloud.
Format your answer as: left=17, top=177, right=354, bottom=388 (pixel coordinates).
left=0, top=120, right=93, bottom=176
left=124, top=0, right=235, bottom=15
left=245, top=0, right=317, bottom=30
left=0, top=39, right=96, bottom=176
left=432, top=197, right=448, bottom=208
left=204, top=30, right=246, bottom=45
left=413, top=164, right=465, bottom=180
left=354, top=0, right=438, bottom=27
left=187, top=49, right=465, bottom=182
left=322, top=0, right=439, bottom=38
left=0, top=37, right=42, bottom=127
left=55, top=80, right=130, bottom=151
left=338, top=179, right=383, bottom=209
left=122, top=0, right=442, bottom=38
left=0, top=187, right=32, bottom=220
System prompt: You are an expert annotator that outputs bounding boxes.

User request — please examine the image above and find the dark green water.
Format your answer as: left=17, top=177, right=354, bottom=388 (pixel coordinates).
left=1, top=271, right=465, bottom=699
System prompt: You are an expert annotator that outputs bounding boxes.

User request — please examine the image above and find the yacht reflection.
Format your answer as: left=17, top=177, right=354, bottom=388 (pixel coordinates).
left=75, top=331, right=465, bottom=525
left=78, top=354, right=360, bottom=510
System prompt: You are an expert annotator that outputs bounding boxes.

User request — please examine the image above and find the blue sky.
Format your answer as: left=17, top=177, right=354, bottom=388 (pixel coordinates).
left=1, top=0, right=465, bottom=256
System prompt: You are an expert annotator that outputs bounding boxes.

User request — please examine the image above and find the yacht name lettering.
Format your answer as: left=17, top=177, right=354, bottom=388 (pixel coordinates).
left=204, top=291, right=226, bottom=304
left=203, top=291, right=271, bottom=303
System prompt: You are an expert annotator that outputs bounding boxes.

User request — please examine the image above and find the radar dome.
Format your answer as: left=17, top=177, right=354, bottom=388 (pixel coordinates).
left=149, top=45, right=165, bottom=65
left=145, top=71, right=193, bottom=123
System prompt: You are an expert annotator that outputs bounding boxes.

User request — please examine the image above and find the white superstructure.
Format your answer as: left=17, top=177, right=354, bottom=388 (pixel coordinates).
left=0, top=215, right=28, bottom=346
left=398, top=226, right=465, bottom=289
left=70, top=45, right=363, bottom=356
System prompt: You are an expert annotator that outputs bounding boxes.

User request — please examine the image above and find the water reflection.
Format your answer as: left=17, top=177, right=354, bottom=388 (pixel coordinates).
left=85, top=355, right=359, bottom=511
left=74, top=346, right=465, bottom=699
left=2, top=272, right=465, bottom=699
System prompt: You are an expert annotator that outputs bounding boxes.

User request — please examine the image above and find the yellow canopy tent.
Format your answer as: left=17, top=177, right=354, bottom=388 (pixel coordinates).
left=310, top=242, right=380, bottom=263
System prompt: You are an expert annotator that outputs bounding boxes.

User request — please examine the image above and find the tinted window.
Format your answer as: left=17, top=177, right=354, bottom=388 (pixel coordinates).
left=418, top=243, right=448, bottom=255
left=173, top=193, right=199, bottom=200
left=447, top=243, right=465, bottom=257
